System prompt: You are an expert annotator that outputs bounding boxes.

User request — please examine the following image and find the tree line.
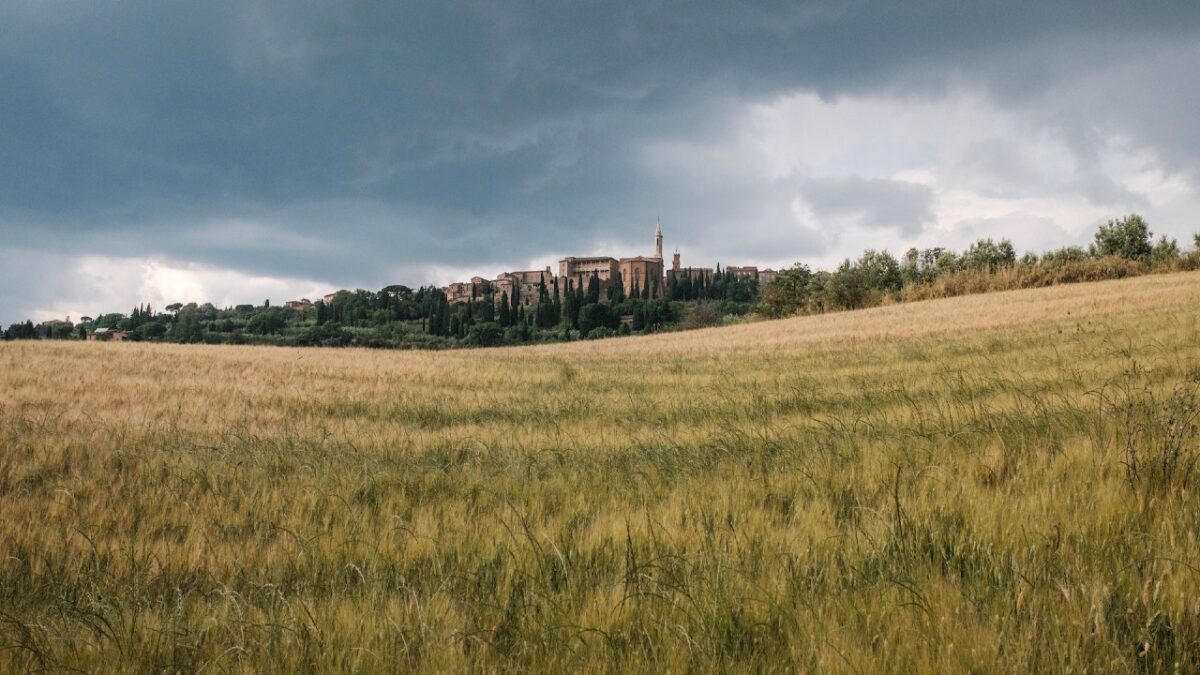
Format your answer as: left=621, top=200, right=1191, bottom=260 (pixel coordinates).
left=5, top=214, right=1197, bottom=347
left=757, top=214, right=1200, bottom=317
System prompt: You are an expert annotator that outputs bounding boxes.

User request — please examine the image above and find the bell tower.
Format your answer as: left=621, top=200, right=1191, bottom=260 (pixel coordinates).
left=654, top=218, right=663, bottom=259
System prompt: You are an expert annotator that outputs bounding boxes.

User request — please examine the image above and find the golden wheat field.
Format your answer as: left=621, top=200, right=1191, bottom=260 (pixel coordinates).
left=3, top=272, right=1200, bottom=672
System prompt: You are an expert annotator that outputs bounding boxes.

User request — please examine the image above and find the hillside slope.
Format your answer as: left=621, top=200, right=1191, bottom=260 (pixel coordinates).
left=2, top=271, right=1199, bottom=672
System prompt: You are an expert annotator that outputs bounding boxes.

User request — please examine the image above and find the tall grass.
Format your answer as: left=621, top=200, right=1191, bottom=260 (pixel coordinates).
left=1, top=272, right=1199, bottom=672
left=902, top=252, right=1200, bottom=302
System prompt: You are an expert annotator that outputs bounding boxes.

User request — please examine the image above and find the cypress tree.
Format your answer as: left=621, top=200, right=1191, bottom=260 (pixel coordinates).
left=572, top=285, right=584, bottom=328
left=632, top=305, right=645, bottom=331
left=586, top=271, right=600, bottom=305
left=499, top=292, right=511, bottom=327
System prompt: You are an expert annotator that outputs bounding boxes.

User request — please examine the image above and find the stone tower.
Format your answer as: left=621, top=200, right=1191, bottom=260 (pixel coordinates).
left=654, top=219, right=663, bottom=259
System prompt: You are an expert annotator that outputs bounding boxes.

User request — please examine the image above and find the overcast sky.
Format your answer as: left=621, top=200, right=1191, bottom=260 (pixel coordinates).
left=3, top=1, right=1200, bottom=324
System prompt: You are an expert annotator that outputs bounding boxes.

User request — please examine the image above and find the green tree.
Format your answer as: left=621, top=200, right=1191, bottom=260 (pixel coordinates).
left=757, top=264, right=815, bottom=318
left=1091, top=214, right=1152, bottom=260
left=246, top=309, right=286, bottom=335
left=854, top=249, right=903, bottom=293
left=578, top=303, right=615, bottom=336
left=465, top=322, right=503, bottom=346
left=631, top=304, right=646, bottom=331
left=1150, top=236, right=1180, bottom=266
left=961, top=238, right=1016, bottom=272
left=499, top=292, right=512, bottom=327
left=586, top=271, right=601, bottom=305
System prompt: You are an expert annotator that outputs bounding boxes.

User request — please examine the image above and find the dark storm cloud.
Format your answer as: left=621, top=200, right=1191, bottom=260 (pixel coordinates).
left=1, top=0, right=1199, bottom=321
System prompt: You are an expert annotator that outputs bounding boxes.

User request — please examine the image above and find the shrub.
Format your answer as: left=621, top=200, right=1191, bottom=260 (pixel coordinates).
left=297, top=323, right=354, bottom=347
left=682, top=301, right=722, bottom=330
left=1150, top=236, right=1180, bottom=267
left=961, top=238, right=1016, bottom=272
left=586, top=326, right=615, bottom=339
left=464, top=322, right=504, bottom=346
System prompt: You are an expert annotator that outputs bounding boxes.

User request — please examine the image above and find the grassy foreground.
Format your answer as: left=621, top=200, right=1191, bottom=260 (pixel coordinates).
left=3, top=273, right=1200, bottom=673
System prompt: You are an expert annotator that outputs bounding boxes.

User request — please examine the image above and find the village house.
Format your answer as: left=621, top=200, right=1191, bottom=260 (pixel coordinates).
left=88, top=327, right=131, bottom=342
left=493, top=268, right=554, bottom=307
left=445, top=276, right=491, bottom=303
left=724, top=266, right=779, bottom=284
left=665, top=248, right=713, bottom=287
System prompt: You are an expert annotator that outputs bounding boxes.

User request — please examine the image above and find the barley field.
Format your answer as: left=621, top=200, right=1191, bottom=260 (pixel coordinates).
left=3, top=272, right=1200, bottom=673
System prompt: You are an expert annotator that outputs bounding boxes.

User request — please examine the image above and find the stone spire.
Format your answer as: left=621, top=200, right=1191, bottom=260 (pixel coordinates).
left=654, top=218, right=663, bottom=259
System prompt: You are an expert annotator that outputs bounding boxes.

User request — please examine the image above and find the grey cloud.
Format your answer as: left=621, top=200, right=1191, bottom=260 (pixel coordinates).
left=799, top=176, right=935, bottom=236
left=955, top=139, right=1047, bottom=196
left=949, top=213, right=1078, bottom=254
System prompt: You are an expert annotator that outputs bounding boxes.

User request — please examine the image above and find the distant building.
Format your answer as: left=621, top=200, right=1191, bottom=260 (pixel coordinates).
left=88, top=327, right=130, bottom=342
left=669, top=266, right=714, bottom=284
left=283, top=299, right=313, bottom=310
left=561, top=222, right=666, bottom=299
left=493, top=268, right=554, bottom=307
left=444, top=276, right=491, bottom=303
left=666, top=248, right=712, bottom=285
left=726, top=266, right=759, bottom=280
left=435, top=219, right=776, bottom=309
left=619, top=256, right=664, bottom=297
left=559, top=256, right=620, bottom=297
left=758, top=269, right=779, bottom=285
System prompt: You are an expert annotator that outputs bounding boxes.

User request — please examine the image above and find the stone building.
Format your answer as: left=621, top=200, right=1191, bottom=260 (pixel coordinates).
left=615, top=220, right=666, bottom=297
left=726, top=266, right=759, bottom=281
left=558, top=256, right=620, bottom=298
left=758, top=269, right=779, bottom=285
left=619, top=256, right=664, bottom=297
left=445, top=276, right=491, bottom=303
left=493, top=268, right=554, bottom=307
left=88, top=327, right=130, bottom=342
left=666, top=248, right=712, bottom=284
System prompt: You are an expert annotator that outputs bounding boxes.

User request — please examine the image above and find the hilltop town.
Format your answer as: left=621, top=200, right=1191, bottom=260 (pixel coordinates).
left=254, top=223, right=777, bottom=321
left=340, top=222, right=776, bottom=312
